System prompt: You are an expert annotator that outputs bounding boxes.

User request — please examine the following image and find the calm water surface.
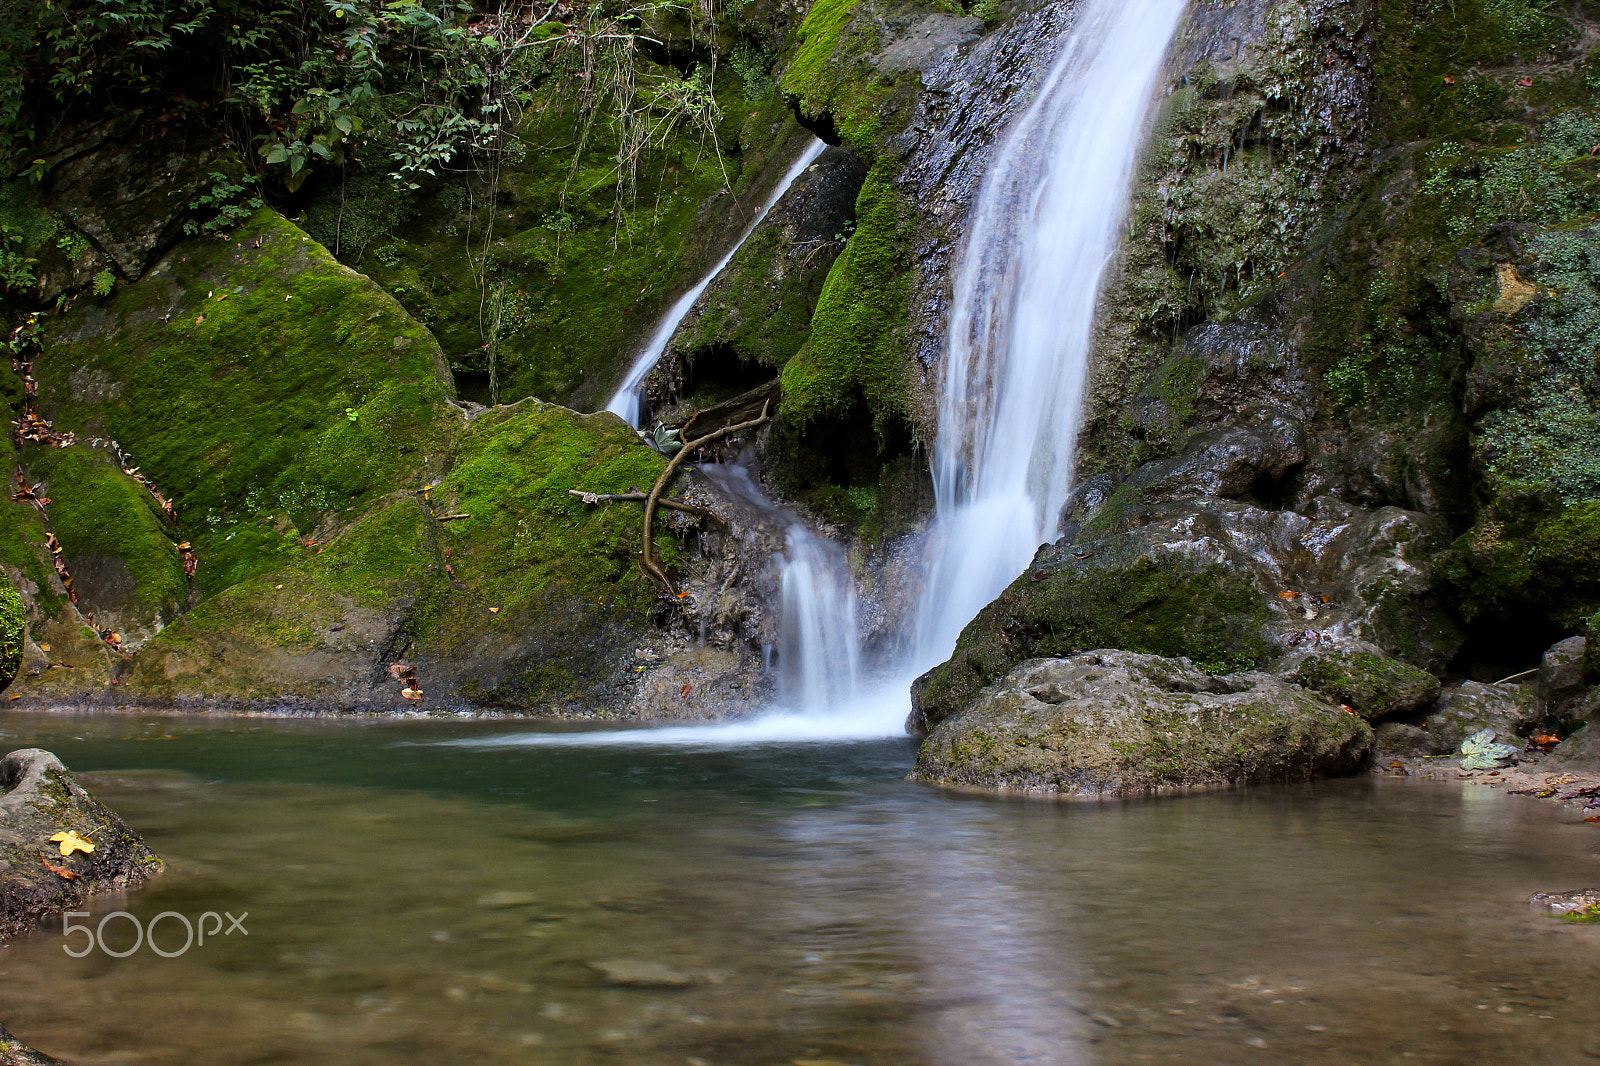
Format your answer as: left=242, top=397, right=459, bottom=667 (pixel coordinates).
left=1, top=712, right=1598, bottom=1065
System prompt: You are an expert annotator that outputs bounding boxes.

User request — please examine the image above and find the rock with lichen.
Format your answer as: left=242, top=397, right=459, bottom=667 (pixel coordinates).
left=0, top=748, right=161, bottom=943
left=910, top=651, right=1371, bottom=797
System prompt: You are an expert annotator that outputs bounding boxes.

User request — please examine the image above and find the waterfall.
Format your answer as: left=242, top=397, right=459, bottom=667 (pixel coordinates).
left=912, top=0, right=1188, bottom=667
left=781, top=524, right=862, bottom=715
left=605, top=138, right=828, bottom=427
left=471, top=3, right=1185, bottom=744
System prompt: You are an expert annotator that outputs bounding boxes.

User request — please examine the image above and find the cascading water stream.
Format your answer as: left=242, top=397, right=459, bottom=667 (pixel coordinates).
left=456, top=1, right=1186, bottom=745
left=605, top=138, right=828, bottom=428
left=911, top=0, right=1189, bottom=669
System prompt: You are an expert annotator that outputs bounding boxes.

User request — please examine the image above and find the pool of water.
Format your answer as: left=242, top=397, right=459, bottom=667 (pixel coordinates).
left=1, top=712, right=1598, bottom=1065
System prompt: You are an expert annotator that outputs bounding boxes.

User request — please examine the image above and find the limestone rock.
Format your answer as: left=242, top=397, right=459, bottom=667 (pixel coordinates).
left=0, top=749, right=161, bottom=943
left=1423, top=682, right=1535, bottom=754
left=1536, top=636, right=1593, bottom=722
left=1289, top=649, right=1441, bottom=720
left=1546, top=718, right=1600, bottom=771
left=911, top=494, right=1458, bottom=734
left=910, top=652, right=1371, bottom=797
left=1373, top=722, right=1436, bottom=757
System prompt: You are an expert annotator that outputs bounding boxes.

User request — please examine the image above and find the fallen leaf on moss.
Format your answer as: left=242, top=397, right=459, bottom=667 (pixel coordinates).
left=680, top=684, right=692, bottom=698
left=40, top=856, right=79, bottom=880
left=1279, top=590, right=1298, bottom=600
left=488, top=606, right=500, bottom=613
left=49, top=830, right=95, bottom=856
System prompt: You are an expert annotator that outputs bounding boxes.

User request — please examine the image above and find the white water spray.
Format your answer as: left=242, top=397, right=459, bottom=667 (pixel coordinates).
left=780, top=524, right=862, bottom=716
left=912, top=0, right=1188, bottom=667
left=605, top=138, right=828, bottom=427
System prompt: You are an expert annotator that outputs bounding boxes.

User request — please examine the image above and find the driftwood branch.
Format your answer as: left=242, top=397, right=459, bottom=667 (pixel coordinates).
left=641, top=399, right=772, bottom=595
left=567, top=490, right=728, bottom=529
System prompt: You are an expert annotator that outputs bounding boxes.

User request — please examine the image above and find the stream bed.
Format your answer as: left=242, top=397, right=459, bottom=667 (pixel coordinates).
left=1, top=712, right=1598, bottom=1065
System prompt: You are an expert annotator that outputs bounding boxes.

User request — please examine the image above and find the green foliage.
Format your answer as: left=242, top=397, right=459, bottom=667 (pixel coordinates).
left=729, top=42, right=773, bottom=100
left=91, top=270, right=114, bottom=297
left=181, top=171, right=262, bottom=237
left=0, top=182, right=62, bottom=294
left=1325, top=357, right=1368, bottom=410
left=0, top=572, right=23, bottom=691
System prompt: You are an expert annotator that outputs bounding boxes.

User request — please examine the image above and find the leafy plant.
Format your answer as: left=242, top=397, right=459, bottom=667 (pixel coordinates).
left=182, top=171, right=262, bottom=237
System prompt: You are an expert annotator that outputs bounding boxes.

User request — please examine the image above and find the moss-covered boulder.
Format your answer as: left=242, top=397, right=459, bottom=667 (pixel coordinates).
left=910, top=532, right=1274, bottom=735
left=0, top=577, right=23, bottom=692
left=910, top=652, right=1372, bottom=796
left=910, top=494, right=1458, bottom=735
left=1290, top=650, right=1442, bottom=720
left=4, top=208, right=735, bottom=713
left=0, top=748, right=161, bottom=942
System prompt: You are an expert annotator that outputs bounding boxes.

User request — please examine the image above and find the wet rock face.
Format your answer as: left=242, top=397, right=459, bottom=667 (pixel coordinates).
left=0, top=749, right=161, bottom=943
left=910, top=651, right=1371, bottom=797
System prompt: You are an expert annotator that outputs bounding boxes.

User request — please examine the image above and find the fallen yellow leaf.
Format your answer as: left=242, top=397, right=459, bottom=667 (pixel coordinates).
left=49, top=830, right=95, bottom=857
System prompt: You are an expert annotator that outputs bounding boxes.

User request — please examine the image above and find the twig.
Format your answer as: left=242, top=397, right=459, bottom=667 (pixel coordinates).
left=1492, top=667, right=1538, bottom=685
left=566, top=490, right=728, bottom=529
left=640, top=400, right=771, bottom=595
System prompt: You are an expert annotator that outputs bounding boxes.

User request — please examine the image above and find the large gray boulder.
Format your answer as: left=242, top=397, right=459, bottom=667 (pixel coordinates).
left=1537, top=636, right=1595, bottom=722
left=910, top=651, right=1372, bottom=797
left=0, top=749, right=162, bottom=942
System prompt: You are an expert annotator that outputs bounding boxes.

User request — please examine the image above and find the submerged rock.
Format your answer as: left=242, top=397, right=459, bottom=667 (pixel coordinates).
left=587, top=959, right=692, bottom=987
left=0, top=749, right=161, bottom=942
left=910, top=652, right=1371, bottom=797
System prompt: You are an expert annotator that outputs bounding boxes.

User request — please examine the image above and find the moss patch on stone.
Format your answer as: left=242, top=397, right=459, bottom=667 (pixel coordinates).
left=780, top=163, right=913, bottom=431
left=0, top=572, right=24, bottom=690
left=1290, top=650, right=1441, bottom=720
left=910, top=538, right=1275, bottom=733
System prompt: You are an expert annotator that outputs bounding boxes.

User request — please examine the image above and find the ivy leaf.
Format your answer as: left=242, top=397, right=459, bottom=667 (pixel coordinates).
left=49, top=830, right=96, bottom=857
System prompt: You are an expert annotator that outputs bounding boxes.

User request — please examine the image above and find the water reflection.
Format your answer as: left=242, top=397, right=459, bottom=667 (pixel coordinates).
left=0, top=714, right=1597, bottom=1065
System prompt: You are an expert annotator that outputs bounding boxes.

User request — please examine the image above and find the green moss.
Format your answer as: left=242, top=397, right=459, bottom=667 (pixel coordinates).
left=27, top=446, right=187, bottom=619
left=1290, top=651, right=1441, bottom=719
left=424, top=401, right=669, bottom=620
left=38, top=208, right=458, bottom=598
left=1440, top=497, right=1600, bottom=632
left=0, top=435, right=61, bottom=615
left=780, top=163, right=912, bottom=430
left=1377, top=0, right=1572, bottom=141
left=780, top=0, right=890, bottom=153
left=911, top=543, right=1275, bottom=731
left=342, top=90, right=791, bottom=408
left=0, top=570, right=23, bottom=689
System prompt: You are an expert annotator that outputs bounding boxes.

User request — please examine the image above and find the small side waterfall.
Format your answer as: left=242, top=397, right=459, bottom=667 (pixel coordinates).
left=780, top=525, right=861, bottom=715
left=912, top=0, right=1188, bottom=667
left=605, top=138, right=828, bottom=427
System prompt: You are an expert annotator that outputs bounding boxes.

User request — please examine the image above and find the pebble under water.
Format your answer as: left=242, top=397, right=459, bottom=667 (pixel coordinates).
left=1, top=713, right=1598, bottom=1065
